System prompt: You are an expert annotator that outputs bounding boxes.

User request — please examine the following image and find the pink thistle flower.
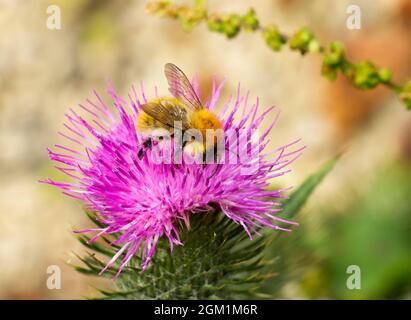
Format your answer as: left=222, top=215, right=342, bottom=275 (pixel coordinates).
left=42, top=70, right=304, bottom=277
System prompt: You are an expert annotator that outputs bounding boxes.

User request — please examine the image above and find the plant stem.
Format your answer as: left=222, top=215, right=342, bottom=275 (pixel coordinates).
left=146, top=0, right=411, bottom=110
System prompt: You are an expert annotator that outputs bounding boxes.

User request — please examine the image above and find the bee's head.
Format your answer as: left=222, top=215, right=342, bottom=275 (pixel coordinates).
left=190, top=110, right=223, bottom=134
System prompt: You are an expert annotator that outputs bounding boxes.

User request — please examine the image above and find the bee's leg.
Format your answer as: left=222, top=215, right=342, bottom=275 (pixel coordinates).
left=138, top=138, right=152, bottom=160
left=171, top=138, right=185, bottom=164
left=137, top=149, right=142, bottom=160
left=173, top=149, right=181, bottom=164
left=207, top=164, right=221, bottom=180
left=214, top=144, right=220, bottom=164
left=137, top=149, right=145, bottom=160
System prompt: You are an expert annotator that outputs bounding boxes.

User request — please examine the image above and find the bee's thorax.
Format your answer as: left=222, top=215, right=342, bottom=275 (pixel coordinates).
left=190, top=109, right=223, bottom=133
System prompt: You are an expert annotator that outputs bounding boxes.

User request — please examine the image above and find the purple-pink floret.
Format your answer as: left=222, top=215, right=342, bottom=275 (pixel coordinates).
left=42, top=78, right=304, bottom=276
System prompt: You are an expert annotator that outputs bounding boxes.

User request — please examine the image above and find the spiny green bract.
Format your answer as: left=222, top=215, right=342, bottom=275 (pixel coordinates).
left=73, top=157, right=340, bottom=299
left=75, top=212, right=275, bottom=299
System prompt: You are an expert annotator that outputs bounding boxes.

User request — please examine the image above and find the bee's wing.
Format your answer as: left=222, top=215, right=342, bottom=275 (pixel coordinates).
left=164, top=63, right=203, bottom=111
left=141, top=100, right=190, bottom=131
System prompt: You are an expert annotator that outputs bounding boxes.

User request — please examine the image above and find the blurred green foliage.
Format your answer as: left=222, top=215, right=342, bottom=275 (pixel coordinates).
left=317, top=162, right=411, bottom=299
left=268, top=161, right=411, bottom=299
left=79, top=9, right=119, bottom=49
left=261, top=157, right=339, bottom=297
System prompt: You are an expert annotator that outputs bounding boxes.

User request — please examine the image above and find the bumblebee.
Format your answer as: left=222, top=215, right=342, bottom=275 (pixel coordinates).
left=137, top=63, right=223, bottom=161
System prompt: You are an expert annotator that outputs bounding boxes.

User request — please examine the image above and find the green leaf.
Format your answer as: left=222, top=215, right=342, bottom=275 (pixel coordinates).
left=282, top=154, right=340, bottom=218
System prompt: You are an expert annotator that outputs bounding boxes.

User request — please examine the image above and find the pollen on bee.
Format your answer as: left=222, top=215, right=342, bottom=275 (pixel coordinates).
left=136, top=112, right=154, bottom=132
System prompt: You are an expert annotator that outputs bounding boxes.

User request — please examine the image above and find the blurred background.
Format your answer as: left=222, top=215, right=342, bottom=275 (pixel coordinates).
left=1, top=0, right=411, bottom=299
